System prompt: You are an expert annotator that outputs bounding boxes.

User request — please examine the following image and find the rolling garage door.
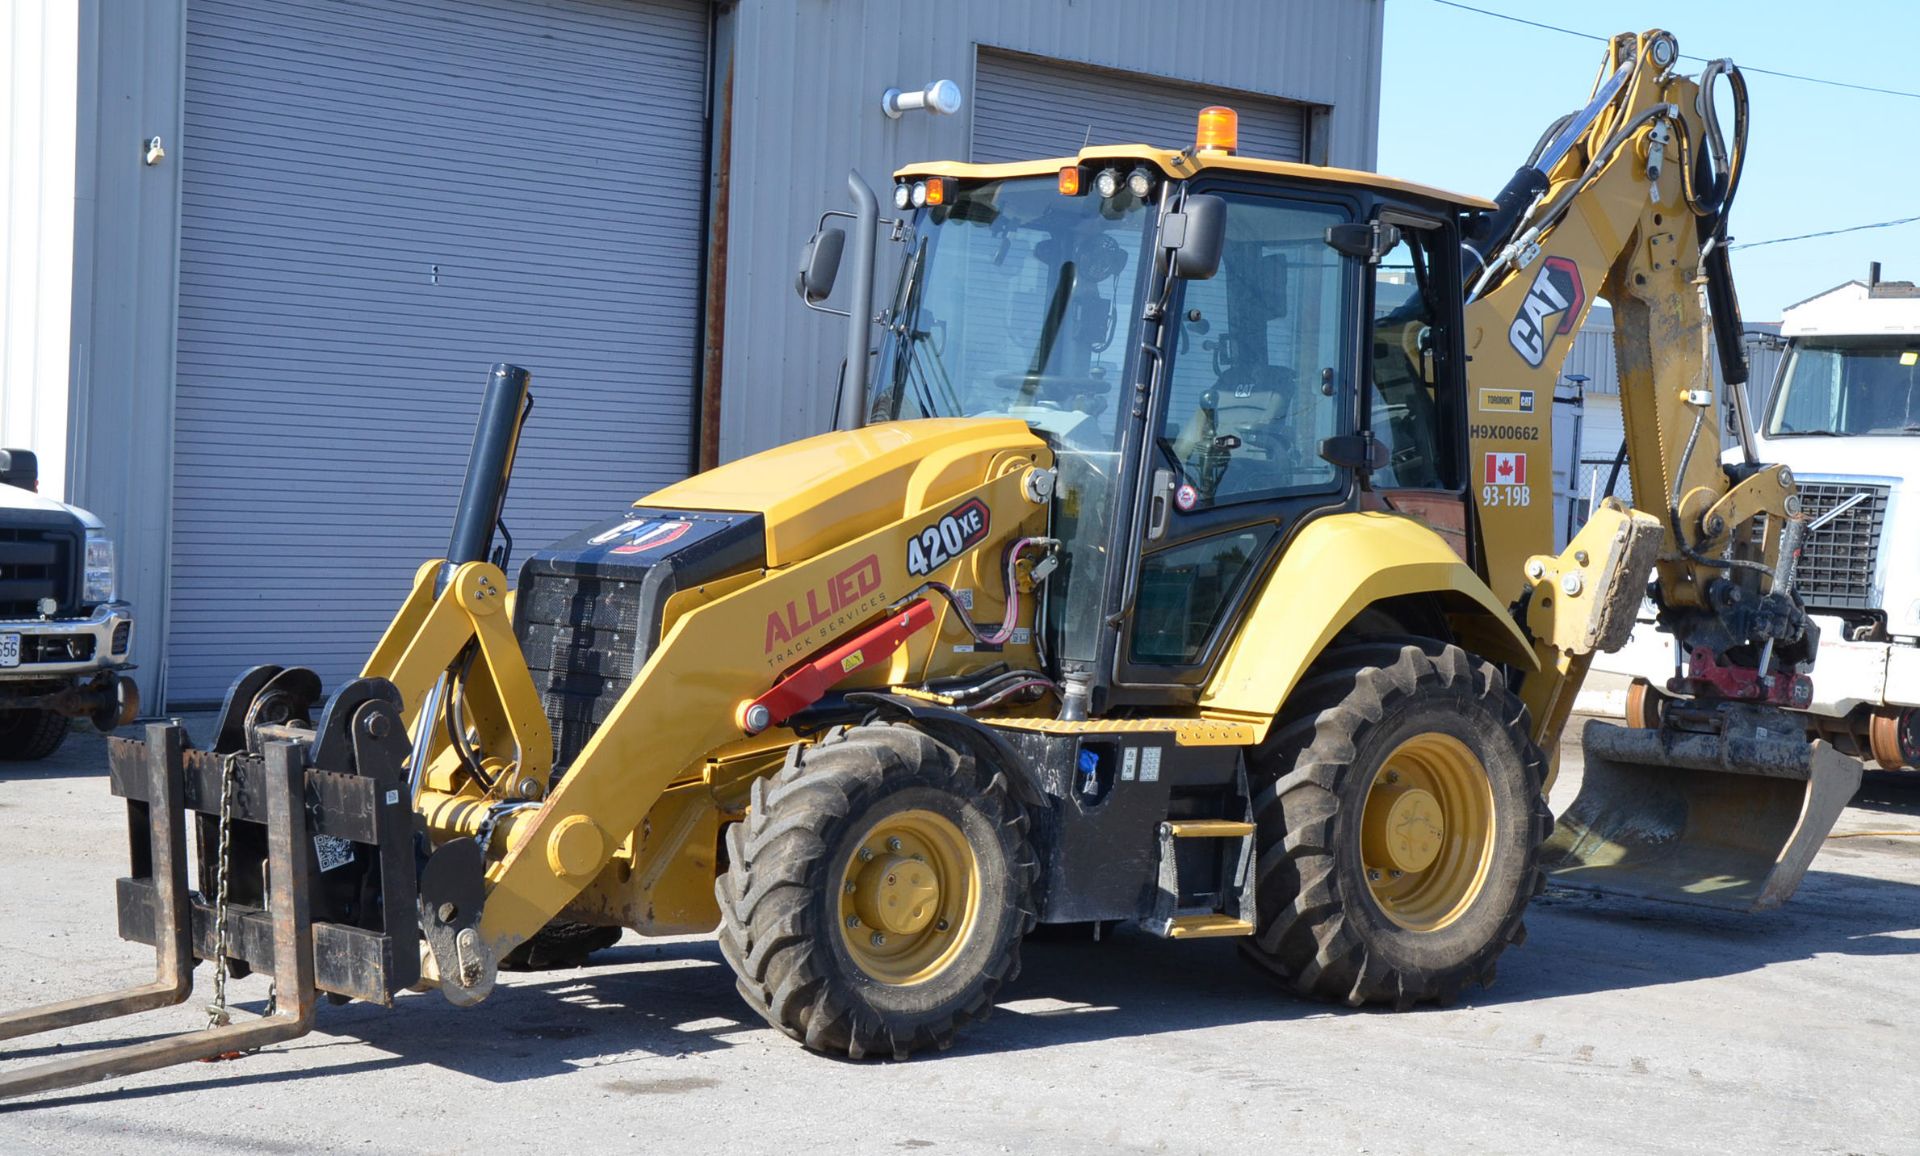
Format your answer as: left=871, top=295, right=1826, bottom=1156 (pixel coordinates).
left=170, top=0, right=709, bottom=704
left=971, top=49, right=1309, bottom=164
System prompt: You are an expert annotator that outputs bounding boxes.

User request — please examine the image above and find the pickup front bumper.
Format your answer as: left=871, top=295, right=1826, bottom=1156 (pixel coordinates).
left=0, top=602, right=138, bottom=726
left=0, top=601, right=133, bottom=677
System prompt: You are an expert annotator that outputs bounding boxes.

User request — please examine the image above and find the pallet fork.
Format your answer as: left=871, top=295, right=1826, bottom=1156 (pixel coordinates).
left=0, top=678, right=423, bottom=1101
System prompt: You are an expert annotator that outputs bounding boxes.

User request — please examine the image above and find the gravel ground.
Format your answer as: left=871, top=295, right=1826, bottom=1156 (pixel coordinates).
left=0, top=710, right=1915, bottom=1154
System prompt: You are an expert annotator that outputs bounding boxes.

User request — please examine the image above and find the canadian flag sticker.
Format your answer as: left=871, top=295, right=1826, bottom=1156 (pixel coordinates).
left=1484, top=452, right=1527, bottom=486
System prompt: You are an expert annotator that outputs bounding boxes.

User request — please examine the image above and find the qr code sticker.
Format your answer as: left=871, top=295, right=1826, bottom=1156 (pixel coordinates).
left=314, top=835, right=356, bottom=873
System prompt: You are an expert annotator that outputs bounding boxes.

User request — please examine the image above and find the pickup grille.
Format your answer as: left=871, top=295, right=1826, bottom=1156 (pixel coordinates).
left=1795, top=480, right=1888, bottom=611
left=0, top=528, right=76, bottom=618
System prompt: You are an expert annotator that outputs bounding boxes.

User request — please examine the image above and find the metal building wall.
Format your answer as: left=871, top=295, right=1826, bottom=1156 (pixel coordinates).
left=715, top=0, right=1386, bottom=462
left=64, top=0, right=188, bottom=699
left=0, top=0, right=80, bottom=501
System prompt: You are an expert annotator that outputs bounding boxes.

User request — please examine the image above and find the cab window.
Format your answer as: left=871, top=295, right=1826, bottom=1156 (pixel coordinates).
left=1367, top=226, right=1459, bottom=490
left=1156, top=195, right=1350, bottom=508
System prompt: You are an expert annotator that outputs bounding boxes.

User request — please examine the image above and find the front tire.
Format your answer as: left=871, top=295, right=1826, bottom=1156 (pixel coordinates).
left=1242, top=639, right=1550, bottom=1007
left=715, top=723, right=1037, bottom=1059
left=0, top=708, right=68, bottom=761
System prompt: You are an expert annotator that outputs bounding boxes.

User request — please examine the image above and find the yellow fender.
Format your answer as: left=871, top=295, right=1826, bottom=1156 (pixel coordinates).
left=1201, top=512, right=1535, bottom=743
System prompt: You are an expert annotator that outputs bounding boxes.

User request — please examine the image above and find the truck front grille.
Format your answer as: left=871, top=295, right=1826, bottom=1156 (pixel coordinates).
left=0, top=528, right=76, bottom=619
left=1795, top=480, right=1888, bottom=611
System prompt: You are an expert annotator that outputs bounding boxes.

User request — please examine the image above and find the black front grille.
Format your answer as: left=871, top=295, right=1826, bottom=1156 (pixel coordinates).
left=516, top=573, right=652, bottom=775
left=513, top=509, right=766, bottom=777
left=0, top=527, right=76, bottom=618
left=1796, top=480, right=1888, bottom=610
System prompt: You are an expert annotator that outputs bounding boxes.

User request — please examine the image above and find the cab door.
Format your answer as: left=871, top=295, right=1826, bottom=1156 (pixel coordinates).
left=1111, top=187, right=1358, bottom=696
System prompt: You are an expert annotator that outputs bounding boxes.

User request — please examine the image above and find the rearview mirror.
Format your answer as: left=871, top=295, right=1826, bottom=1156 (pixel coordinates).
left=1318, top=434, right=1387, bottom=473
left=1325, top=220, right=1402, bottom=264
left=1164, top=194, right=1226, bottom=280
left=796, top=227, right=847, bottom=304
left=0, top=449, right=38, bottom=492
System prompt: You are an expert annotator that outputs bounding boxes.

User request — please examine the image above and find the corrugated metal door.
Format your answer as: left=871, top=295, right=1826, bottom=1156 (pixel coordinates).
left=170, top=0, right=708, bottom=704
left=971, top=49, right=1308, bottom=164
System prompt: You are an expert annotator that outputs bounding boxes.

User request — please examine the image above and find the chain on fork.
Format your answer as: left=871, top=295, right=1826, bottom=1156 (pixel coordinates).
left=205, top=752, right=241, bottom=1029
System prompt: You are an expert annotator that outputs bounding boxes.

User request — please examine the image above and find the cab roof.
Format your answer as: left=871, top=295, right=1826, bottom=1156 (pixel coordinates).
left=896, top=144, right=1496, bottom=213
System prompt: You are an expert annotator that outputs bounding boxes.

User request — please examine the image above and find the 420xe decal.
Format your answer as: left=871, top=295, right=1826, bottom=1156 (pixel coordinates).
left=907, top=498, right=991, bottom=576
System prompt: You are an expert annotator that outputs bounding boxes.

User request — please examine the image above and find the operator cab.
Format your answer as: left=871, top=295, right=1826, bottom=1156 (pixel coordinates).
left=860, top=110, right=1491, bottom=713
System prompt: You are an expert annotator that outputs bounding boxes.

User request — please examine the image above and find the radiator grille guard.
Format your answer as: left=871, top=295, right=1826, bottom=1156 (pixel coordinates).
left=1793, top=480, right=1888, bottom=611
left=513, top=509, right=765, bottom=776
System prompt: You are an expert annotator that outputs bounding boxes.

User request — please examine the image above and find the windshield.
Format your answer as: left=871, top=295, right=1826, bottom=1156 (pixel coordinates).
left=871, top=176, right=1157, bottom=450
left=1766, top=337, right=1920, bottom=436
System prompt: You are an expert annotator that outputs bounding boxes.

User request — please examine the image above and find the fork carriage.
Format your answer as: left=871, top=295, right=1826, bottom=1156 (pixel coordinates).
left=0, top=671, right=427, bottom=1099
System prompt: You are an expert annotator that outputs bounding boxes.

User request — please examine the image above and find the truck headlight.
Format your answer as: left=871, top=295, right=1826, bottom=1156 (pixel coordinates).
left=84, top=531, right=115, bottom=604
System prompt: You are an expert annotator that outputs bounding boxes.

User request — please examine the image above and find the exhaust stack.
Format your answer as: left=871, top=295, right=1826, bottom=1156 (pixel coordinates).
left=447, top=363, right=533, bottom=567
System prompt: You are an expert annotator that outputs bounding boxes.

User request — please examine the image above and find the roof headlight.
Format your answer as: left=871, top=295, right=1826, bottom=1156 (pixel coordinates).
left=1093, top=167, right=1122, bottom=199
left=911, top=180, right=929, bottom=208
left=893, top=182, right=912, bottom=210
left=1126, top=166, right=1156, bottom=199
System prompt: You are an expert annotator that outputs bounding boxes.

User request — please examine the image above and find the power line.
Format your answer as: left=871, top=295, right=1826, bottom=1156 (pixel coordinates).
left=1427, top=0, right=1920, bottom=100
left=1732, top=215, right=1920, bottom=251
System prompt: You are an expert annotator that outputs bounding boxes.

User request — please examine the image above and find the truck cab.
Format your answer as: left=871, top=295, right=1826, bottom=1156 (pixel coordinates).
left=0, top=449, right=139, bottom=760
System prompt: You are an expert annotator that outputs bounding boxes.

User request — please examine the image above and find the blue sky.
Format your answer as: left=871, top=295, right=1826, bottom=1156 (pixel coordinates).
left=1379, top=0, right=1920, bottom=319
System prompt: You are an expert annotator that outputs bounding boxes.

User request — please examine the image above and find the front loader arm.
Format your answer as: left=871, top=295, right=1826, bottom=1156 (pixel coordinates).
left=460, top=456, right=1050, bottom=969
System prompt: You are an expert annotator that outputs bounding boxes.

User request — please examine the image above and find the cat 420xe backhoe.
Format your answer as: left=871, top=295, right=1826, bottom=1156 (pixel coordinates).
left=0, top=28, right=1862, bottom=1099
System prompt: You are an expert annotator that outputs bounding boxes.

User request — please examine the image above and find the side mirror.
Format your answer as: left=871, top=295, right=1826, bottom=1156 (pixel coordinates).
left=1318, top=434, right=1387, bottom=473
left=0, top=449, right=38, bottom=492
left=1325, top=220, right=1402, bottom=264
left=1164, top=194, right=1226, bottom=281
left=796, top=227, right=847, bottom=305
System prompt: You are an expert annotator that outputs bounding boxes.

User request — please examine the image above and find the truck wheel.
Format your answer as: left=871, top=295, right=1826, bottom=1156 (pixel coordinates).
left=1624, top=678, right=1666, bottom=730
left=715, top=723, right=1036, bottom=1059
left=0, top=709, right=68, bottom=761
left=1242, top=639, right=1550, bottom=1007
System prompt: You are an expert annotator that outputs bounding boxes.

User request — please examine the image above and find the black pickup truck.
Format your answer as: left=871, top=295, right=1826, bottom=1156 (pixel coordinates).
left=0, top=450, right=137, bottom=760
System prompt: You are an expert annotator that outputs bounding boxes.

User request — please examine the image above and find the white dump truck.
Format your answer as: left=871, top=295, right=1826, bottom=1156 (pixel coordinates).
left=1602, top=265, right=1920, bottom=769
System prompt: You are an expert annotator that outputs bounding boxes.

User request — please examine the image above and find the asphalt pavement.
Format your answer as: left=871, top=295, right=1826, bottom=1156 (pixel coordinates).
left=0, top=706, right=1915, bottom=1155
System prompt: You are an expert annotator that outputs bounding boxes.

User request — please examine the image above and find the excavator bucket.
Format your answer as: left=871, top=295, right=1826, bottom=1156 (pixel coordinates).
left=1543, top=705, right=1863, bottom=911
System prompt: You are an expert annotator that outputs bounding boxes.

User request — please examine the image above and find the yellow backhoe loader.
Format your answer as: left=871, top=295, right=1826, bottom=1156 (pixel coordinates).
left=0, top=29, right=1864, bottom=1098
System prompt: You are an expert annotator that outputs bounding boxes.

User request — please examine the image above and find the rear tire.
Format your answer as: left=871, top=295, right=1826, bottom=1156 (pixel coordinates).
left=1241, top=639, right=1550, bottom=1007
left=715, top=723, right=1037, bottom=1059
left=0, top=708, right=68, bottom=761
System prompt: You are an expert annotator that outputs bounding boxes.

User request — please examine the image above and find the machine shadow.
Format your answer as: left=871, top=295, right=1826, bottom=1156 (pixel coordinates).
left=1484, top=863, right=1920, bottom=1004
left=13, top=848, right=1919, bottom=1111
left=1848, top=770, right=1920, bottom=819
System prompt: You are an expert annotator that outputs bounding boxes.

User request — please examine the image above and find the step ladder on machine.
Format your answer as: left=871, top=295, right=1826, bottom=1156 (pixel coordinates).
left=1143, top=796, right=1259, bottom=939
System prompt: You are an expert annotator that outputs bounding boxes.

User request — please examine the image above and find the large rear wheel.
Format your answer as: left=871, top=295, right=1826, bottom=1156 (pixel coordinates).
left=1242, top=639, right=1550, bottom=1007
left=715, top=723, right=1036, bottom=1058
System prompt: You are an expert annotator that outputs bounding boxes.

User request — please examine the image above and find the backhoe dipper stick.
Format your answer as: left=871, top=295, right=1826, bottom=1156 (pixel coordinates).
left=0, top=722, right=193, bottom=1042
left=0, top=738, right=317, bottom=1102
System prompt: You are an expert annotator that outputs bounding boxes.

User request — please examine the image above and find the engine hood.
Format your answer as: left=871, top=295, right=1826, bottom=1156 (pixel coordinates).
left=638, top=418, right=1048, bottom=566
left=1736, top=435, right=1913, bottom=486
left=0, top=482, right=100, bottom=528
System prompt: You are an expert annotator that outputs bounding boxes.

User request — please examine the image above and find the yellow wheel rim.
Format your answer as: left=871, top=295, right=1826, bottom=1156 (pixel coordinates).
left=1359, top=733, right=1495, bottom=932
left=836, top=809, right=979, bottom=985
